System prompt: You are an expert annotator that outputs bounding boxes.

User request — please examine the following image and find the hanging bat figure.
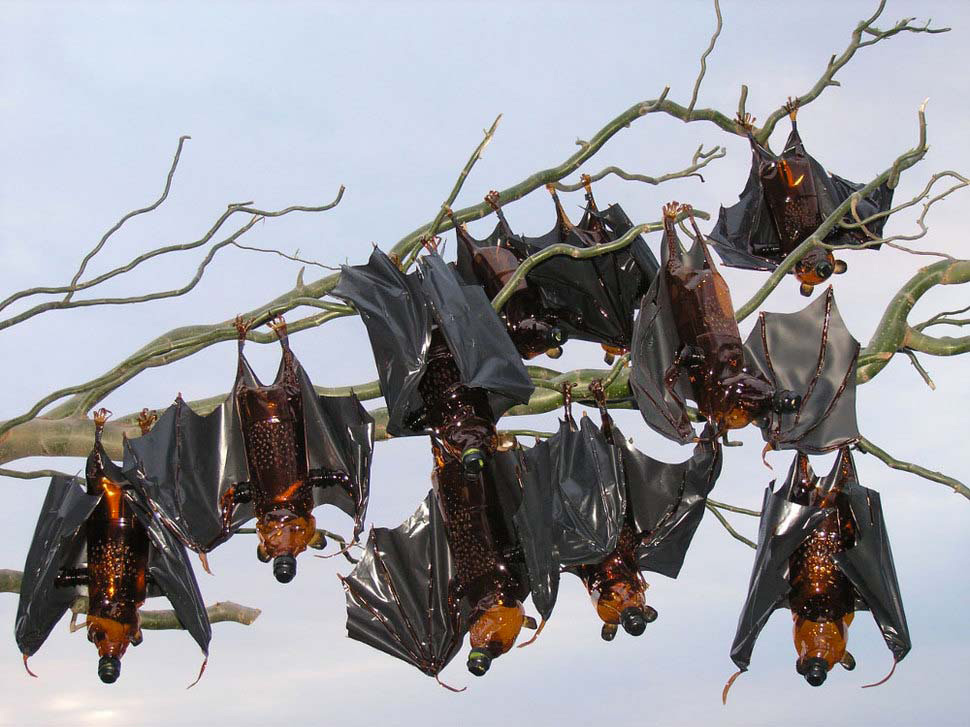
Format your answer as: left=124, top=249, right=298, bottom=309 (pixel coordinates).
left=452, top=193, right=566, bottom=360
left=631, top=202, right=860, bottom=455
left=570, top=382, right=723, bottom=641
left=333, top=246, right=533, bottom=477
left=16, top=409, right=210, bottom=684
left=726, top=448, right=910, bottom=698
left=123, top=315, right=374, bottom=583
left=454, top=181, right=659, bottom=362
left=342, top=390, right=633, bottom=684
left=709, top=101, right=894, bottom=296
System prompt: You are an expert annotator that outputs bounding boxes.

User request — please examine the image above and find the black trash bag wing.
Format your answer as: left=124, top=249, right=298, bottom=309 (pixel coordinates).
left=16, top=476, right=100, bottom=658
left=120, top=485, right=212, bottom=655
left=744, top=286, right=860, bottom=453
left=512, top=437, right=559, bottom=621
left=729, top=471, right=830, bottom=671
left=416, top=252, right=534, bottom=416
left=506, top=205, right=658, bottom=349
left=341, top=491, right=466, bottom=679
left=332, top=248, right=432, bottom=438
left=618, top=427, right=723, bottom=578
left=540, top=417, right=626, bottom=566
left=828, top=451, right=910, bottom=662
left=709, top=122, right=894, bottom=271
left=629, top=250, right=696, bottom=445
left=123, top=393, right=252, bottom=552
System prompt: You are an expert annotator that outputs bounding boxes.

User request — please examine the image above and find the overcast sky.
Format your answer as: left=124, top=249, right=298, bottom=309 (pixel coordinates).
left=1, top=2, right=968, bottom=726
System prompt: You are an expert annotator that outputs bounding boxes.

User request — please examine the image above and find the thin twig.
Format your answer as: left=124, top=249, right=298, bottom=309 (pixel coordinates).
left=857, top=436, right=969, bottom=500
left=707, top=499, right=761, bottom=517
left=899, top=348, right=936, bottom=390
left=686, top=0, right=723, bottom=116
left=228, top=242, right=340, bottom=270
left=552, top=145, right=725, bottom=191
left=705, top=503, right=756, bottom=549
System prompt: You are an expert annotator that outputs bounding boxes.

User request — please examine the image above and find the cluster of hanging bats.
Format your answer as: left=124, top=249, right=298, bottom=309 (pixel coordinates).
left=15, top=104, right=909, bottom=698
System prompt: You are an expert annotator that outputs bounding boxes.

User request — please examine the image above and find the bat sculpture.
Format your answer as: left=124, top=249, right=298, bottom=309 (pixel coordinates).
left=726, top=448, right=910, bottom=698
left=569, top=383, right=723, bottom=641
left=124, top=316, right=374, bottom=583
left=342, top=394, right=634, bottom=684
left=454, top=180, right=659, bottom=361
left=709, top=101, right=894, bottom=296
left=333, top=246, right=534, bottom=476
left=631, top=202, right=860, bottom=454
left=16, top=410, right=210, bottom=684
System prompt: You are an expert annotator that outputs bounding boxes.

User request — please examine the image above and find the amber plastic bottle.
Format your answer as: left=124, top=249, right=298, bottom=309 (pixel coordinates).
left=234, top=322, right=317, bottom=583
left=431, top=444, right=528, bottom=677
left=661, top=203, right=798, bottom=432
left=83, top=409, right=150, bottom=684
left=574, top=525, right=656, bottom=641
left=787, top=454, right=857, bottom=686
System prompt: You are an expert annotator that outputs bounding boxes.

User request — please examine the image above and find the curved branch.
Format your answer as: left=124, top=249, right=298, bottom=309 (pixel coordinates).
left=552, top=145, right=725, bottom=191
left=0, top=569, right=261, bottom=628
left=686, top=0, right=723, bottom=116
left=705, top=503, right=756, bottom=549
left=857, top=436, right=969, bottom=500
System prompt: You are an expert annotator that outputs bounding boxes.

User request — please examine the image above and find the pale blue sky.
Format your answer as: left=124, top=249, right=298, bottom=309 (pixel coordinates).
left=1, top=2, right=968, bottom=725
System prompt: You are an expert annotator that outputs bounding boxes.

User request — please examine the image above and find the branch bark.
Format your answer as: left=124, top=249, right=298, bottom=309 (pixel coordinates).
left=0, top=569, right=261, bottom=628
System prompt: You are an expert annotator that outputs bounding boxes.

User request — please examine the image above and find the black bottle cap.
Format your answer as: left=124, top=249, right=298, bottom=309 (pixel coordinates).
left=273, top=555, right=297, bottom=583
left=804, top=657, right=828, bottom=687
left=98, top=655, right=121, bottom=684
left=816, top=260, right=834, bottom=280
left=466, top=649, right=492, bottom=676
left=461, top=448, right=485, bottom=479
left=621, top=607, right=646, bottom=636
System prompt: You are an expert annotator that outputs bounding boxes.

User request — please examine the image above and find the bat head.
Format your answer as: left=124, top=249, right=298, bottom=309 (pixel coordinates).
left=87, top=616, right=137, bottom=683
left=793, top=614, right=854, bottom=687
left=466, top=595, right=526, bottom=676
left=589, top=576, right=654, bottom=638
left=255, top=508, right=318, bottom=582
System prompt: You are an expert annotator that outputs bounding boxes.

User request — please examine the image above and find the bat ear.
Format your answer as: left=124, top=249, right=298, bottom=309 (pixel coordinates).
left=799, top=283, right=814, bottom=297
left=840, top=651, right=856, bottom=671
left=256, top=544, right=271, bottom=563
left=307, top=531, right=328, bottom=550
left=834, top=259, right=848, bottom=274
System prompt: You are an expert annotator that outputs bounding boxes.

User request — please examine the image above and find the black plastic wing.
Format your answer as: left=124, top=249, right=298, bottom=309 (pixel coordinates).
left=341, top=491, right=466, bottom=679
left=505, top=204, right=658, bottom=349
left=512, top=438, right=559, bottom=621
left=416, top=252, right=534, bottom=417
left=526, top=417, right=625, bottom=567
left=709, top=158, right=779, bottom=271
left=827, top=450, right=911, bottom=663
left=123, top=394, right=251, bottom=552
left=729, top=458, right=830, bottom=671
left=744, top=286, right=860, bottom=453
left=15, top=476, right=100, bottom=658
left=120, top=484, right=212, bottom=655
left=332, top=247, right=432, bottom=438
left=617, top=427, right=723, bottom=578
left=629, top=247, right=696, bottom=445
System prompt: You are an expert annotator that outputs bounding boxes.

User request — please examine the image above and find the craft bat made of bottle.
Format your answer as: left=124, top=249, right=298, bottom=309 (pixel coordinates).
left=709, top=101, right=894, bottom=296
left=454, top=181, right=659, bottom=361
left=727, top=448, right=909, bottom=694
left=630, top=203, right=860, bottom=453
left=333, top=246, right=534, bottom=477
left=123, top=317, right=374, bottom=583
left=16, top=410, right=210, bottom=684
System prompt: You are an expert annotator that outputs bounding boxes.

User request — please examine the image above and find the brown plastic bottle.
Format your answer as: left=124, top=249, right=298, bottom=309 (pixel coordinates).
left=84, top=409, right=150, bottom=684
left=787, top=453, right=857, bottom=686
left=431, top=444, right=528, bottom=677
left=660, top=203, right=797, bottom=433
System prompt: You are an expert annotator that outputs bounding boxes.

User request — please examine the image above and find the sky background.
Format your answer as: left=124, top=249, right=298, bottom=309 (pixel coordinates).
left=1, top=1, right=968, bottom=725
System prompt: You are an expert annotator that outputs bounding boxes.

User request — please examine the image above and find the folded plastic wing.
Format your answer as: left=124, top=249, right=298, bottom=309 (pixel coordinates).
left=744, top=287, right=860, bottom=453
left=341, top=491, right=466, bottom=679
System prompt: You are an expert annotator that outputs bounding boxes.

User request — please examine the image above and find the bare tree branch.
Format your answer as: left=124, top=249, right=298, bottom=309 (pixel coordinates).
left=686, top=0, right=723, bottom=116
left=705, top=503, right=756, bottom=549
left=0, top=569, right=261, bottom=628
left=553, top=145, right=725, bottom=191
left=857, top=436, right=969, bottom=500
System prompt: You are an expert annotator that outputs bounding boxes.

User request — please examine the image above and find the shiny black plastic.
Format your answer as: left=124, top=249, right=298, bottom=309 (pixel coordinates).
left=709, top=118, right=894, bottom=271
left=342, top=491, right=466, bottom=678
left=332, top=247, right=534, bottom=437
left=729, top=448, right=910, bottom=672
left=16, top=462, right=211, bottom=661
left=630, top=233, right=859, bottom=452
left=123, top=333, right=374, bottom=550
